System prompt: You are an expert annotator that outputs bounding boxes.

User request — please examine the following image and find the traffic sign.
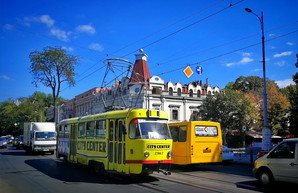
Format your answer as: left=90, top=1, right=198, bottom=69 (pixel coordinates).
left=183, top=66, right=193, bottom=78
left=195, top=65, right=203, bottom=75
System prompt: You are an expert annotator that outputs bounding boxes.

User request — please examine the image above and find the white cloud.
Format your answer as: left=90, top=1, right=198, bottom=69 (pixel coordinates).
left=88, top=43, right=104, bottom=51
left=21, top=15, right=55, bottom=28
left=0, top=75, right=12, bottom=80
left=275, top=79, right=294, bottom=88
left=39, top=15, right=55, bottom=27
left=50, top=28, right=71, bottom=42
left=225, top=54, right=253, bottom=67
left=3, top=24, right=14, bottom=30
left=76, top=24, right=95, bottom=34
left=62, top=46, right=74, bottom=52
left=273, top=51, right=293, bottom=58
left=242, top=52, right=252, bottom=57
left=286, top=42, right=294, bottom=46
left=275, top=60, right=285, bottom=67
left=239, top=57, right=253, bottom=64
left=226, top=62, right=235, bottom=67
left=251, top=68, right=261, bottom=72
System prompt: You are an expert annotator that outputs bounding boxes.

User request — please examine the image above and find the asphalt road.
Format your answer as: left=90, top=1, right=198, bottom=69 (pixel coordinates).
left=0, top=146, right=295, bottom=193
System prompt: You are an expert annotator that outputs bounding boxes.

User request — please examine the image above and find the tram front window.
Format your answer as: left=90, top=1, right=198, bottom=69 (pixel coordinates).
left=129, top=119, right=171, bottom=139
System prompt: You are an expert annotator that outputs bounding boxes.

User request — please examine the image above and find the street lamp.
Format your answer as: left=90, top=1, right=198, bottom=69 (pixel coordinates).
left=245, top=8, right=271, bottom=151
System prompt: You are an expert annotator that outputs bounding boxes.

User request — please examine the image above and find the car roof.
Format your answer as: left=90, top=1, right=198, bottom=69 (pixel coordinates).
left=282, top=138, right=298, bottom=142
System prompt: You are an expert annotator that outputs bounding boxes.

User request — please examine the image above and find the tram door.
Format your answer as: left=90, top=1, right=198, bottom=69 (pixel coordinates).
left=69, top=124, right=77, bottom=162
left=108, top=119, right=125, bottom=172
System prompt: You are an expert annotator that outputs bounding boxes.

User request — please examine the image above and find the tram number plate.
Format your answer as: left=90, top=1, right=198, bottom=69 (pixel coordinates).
left=155, top=152, right=163, bottom=155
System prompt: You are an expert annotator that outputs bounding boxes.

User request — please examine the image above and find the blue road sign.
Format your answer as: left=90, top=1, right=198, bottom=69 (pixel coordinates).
left=196, top=66, right=203, bottom=75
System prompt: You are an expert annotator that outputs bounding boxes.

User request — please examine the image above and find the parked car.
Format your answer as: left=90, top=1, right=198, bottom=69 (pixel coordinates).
left=13, top=135, right=24, bottom=149
left=222, top=145, right=234, bottom=161
left=253, top=138, right=298, bottom=185
left=0, top=137, right=8, bottom=148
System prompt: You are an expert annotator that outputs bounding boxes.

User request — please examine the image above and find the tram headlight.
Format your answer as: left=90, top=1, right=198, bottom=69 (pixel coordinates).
left=167, top=151, right=172, bottom=157
left=144, top=151, right=150, bottom=158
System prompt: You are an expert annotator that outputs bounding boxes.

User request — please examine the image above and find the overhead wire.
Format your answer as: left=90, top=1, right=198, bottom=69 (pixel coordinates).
left=152, top=21, right=298, bottom=68
left=157, top=29, right=298, bottom=77
left=120, top=0, right=246, bottom=58
left=108, top=0, right=226, bottom=56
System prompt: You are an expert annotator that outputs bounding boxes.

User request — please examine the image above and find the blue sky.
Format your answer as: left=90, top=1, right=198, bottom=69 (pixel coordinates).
left=0, top=0, right=297, bottom=102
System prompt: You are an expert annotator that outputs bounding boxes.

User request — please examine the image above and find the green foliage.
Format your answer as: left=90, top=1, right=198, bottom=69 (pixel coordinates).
left=0, top=92, right=65, bottom=136
left=233, top=76, right=263, bottom=93
left=199, top=90, right=253, bottom=131
left=281, top=84, right=298, bottom=136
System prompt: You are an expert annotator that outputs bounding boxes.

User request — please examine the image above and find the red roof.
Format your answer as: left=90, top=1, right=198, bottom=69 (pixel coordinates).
left=130, top=54, right=151, bottom=88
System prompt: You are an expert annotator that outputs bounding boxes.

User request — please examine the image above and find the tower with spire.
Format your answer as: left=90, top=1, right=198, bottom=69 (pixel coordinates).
left=129, top=49, right=151, bottom=88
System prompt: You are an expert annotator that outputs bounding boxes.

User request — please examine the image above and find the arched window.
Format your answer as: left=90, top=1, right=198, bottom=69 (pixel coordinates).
left=197, top=90, right=201, bottom=97
left=189, top=89, right=193, bottom=97
left=169, top=87, right=173, bottom=96
left=177, top=88, right=182, bottom=96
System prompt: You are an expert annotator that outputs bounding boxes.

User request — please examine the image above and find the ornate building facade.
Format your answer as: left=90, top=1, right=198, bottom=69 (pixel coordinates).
left=92, top=52, right=221, bottom=122
left=52, top=52, right=221, bottom=122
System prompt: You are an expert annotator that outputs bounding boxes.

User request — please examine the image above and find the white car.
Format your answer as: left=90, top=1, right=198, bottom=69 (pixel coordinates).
left=0, top=137, right=8, bottom=148
left=222, top=145, right=234, bottom=161
left=253, top=138, right=298, bottom=185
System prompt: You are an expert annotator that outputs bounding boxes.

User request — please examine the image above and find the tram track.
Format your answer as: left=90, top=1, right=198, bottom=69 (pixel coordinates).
left=150, top=167, right=259, bottom=193
left=152, top=173, right=223, bottom=193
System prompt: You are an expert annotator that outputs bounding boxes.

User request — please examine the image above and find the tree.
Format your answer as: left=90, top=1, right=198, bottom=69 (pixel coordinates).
left=281, top=84, right=298, bottom=137
left=200, top=90, right=253, bottom=131
left=266, top=81, right=290, bottom=135
left=29, top=46, right=78, bottom=122
left=233, top=76, right=262, bottom=93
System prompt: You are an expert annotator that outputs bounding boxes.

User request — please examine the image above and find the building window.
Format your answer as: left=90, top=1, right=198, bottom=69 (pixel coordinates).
left=152, top=87, right=162, bottom=94
left=189, top=89, right=193, bottom=97
left=172, top=109, right=179, bottom=120
left=177, top=88, right=181, bottom=96
left=197, top=90, right=201, bottom=97
left=169, top=87, right=173, bottom=96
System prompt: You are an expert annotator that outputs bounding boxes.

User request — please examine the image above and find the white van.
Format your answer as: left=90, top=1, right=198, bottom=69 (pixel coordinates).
left=253, top=138, right=298, bottom=185
left=23, top=122, right=56, bottom=154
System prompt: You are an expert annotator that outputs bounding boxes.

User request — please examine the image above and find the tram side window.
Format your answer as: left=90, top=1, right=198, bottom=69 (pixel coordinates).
left=64, top=125, right=70, bottom=138
left=109, top=121, right=114, bottom=140
left=170, top=126, right=187, bottom=142
left=86, top=122, right=95, bottom=138
left=78, top=123, right=85, bottom=138
left=96, top=120, right=106, bottom=137
left=58, top=125, right=64, bottom=137
left=129, top=120, right=141, bottom=139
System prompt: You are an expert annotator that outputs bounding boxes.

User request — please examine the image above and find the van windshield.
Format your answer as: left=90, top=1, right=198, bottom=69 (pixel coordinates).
left=129, top=119, right=171, bottom=139
left=35, top=132, right=56, bottom=141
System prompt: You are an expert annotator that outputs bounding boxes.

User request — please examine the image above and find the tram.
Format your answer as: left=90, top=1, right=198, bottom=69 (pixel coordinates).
left=57, top=109, right=172, bottom=175
left=169, top=121, right=222, bottom=165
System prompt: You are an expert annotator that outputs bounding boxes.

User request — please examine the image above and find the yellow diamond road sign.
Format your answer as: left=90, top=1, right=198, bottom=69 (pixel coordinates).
left=183, top=66, right=193, bottom=78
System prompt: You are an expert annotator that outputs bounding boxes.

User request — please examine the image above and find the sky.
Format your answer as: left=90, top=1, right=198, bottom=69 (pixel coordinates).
left=0, top=0, right=297, bottom=102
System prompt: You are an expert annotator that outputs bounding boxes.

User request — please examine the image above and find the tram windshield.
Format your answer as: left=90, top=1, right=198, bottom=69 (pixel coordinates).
left=129, top=119, right=171, bottom=139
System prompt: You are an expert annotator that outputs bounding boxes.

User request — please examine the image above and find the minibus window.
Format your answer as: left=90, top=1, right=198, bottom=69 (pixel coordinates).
left=195, top=126, right=218, bottom=136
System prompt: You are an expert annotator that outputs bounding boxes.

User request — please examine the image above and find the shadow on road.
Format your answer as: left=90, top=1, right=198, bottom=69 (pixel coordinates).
left=25, top=158, right=159, bottom=185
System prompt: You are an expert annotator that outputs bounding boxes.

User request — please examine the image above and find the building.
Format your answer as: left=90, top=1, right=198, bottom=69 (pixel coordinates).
left=74, top=87, right=101, bottom=117
left=54, top=51, right=221, bottom=122
left=92, top=52, right=221, bottom=122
